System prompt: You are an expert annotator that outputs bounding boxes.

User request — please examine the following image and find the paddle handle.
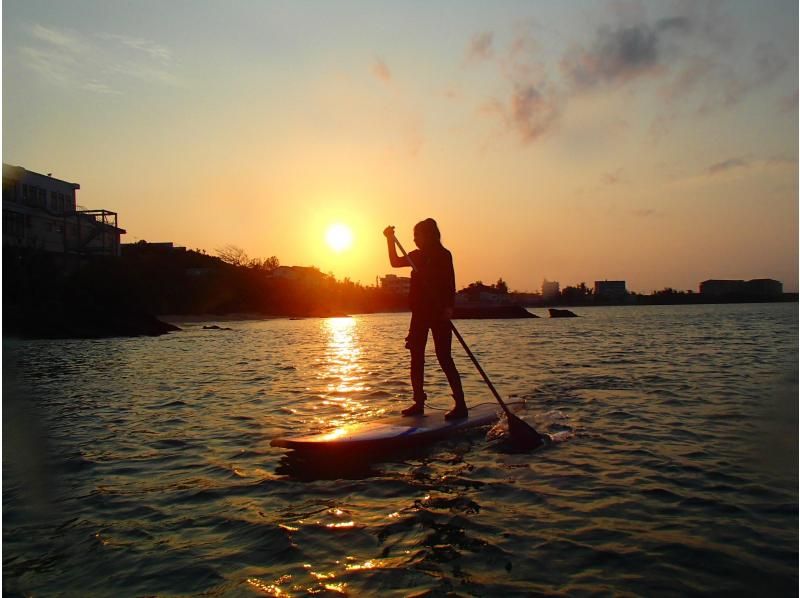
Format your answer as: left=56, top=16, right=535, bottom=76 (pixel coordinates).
left=390, top=234, right=513, bottom=418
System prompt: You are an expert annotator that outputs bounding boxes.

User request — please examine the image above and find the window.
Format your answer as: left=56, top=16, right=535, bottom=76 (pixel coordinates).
left=58, top=194, right=65, bottom=212
left=2, top=178, right=17, bottom=203
left=38, top=188, right=46, bottom=207
left=51, top=191, right=58, bottom=211
left=3, top=210, right=25, bottom=236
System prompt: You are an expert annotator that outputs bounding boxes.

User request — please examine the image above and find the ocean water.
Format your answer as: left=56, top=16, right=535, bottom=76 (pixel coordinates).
left=3, top=303, right=797, bottom=596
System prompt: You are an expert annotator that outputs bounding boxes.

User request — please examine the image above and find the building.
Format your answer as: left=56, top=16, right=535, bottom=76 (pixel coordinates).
left=3, top=163, right=125, bottom=256
left=270, top=265, right=328, bottom=282
left=121, top=241, right=187, bottom=255
left=456, top=282, right=512, bottom=306
left=541, top=279, right=560, bottom=302
left=700, top=279, right=783, bottom=299
left=380, top=274, right=411, bottom=295
left=594, top=280, right=628, bottom=301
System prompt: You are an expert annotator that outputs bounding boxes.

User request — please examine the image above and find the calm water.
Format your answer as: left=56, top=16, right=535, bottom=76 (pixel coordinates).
left=3, top=304, right=798, bottom=596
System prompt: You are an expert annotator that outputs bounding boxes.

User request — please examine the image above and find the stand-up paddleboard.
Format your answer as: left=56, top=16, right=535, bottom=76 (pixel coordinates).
left=271, top=403, right=500, bottom=453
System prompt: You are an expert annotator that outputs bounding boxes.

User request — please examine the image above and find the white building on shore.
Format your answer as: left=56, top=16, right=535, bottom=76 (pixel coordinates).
left=2, top=163, right=125, bottom=256
left=380, top=274, right=411, bottom=295
left=542, top=279, right=560, bottom=302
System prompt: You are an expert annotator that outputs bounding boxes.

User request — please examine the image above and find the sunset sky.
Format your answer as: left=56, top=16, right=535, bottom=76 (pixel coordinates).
left=4, top=0, right=798, bottom=292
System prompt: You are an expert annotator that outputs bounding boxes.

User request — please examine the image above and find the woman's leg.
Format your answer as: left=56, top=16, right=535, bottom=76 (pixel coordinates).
left=431, top=320, right=466, bottom=411
left=404, top=314, right=429, bottom=411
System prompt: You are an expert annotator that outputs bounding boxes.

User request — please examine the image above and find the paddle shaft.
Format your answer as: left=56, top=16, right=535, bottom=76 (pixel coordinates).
left=391, top=236, right=514, bottom=418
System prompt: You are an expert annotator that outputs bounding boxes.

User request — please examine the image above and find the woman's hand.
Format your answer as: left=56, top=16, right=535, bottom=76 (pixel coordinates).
left=383, top=226, right=396, bottom=239
left=442, top=307, right=454, bottom=321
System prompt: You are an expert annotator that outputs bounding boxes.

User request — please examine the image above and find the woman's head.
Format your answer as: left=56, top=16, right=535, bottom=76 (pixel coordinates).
left=413, top=218, right=441, bottom=250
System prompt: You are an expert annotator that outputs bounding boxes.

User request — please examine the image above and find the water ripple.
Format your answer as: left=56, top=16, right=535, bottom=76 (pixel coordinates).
left=3, top=304, right=797, bottom=595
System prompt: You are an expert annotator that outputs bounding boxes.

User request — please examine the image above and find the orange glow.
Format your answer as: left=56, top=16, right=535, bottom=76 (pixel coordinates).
left=317, top=427, right=349, bottom=441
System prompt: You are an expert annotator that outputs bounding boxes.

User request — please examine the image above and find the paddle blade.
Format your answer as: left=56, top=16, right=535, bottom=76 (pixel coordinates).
left=506, top=413, right=546, bottom=451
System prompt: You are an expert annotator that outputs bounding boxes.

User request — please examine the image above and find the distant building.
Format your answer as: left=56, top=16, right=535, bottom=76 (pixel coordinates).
left=456, top=283, right=512, bottom=306
left=270, top=265, right=327, bottom=282
left=121, top=241, right=186, bottom=255
left=746, top=279, right=783, bottom=298
left=700, top=279, right=783, bottom=299
left=3, top=163, right=125, bottom=256
left=542, top=279, right=560, bottom=302
left=380, top=274, right=411, bottom=295
left=594, top=280, right=628, bottom=301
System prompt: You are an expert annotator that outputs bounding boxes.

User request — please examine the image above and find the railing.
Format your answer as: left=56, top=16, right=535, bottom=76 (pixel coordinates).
left=76, top=209, right=118, bottom=229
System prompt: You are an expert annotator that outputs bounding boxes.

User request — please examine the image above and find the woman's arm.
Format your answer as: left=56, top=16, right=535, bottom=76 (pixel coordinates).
left=384, top=226, right=411, bottom=268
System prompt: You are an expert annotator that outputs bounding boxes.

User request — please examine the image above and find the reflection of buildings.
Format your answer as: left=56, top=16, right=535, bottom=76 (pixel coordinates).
left=380, top=274, right=411, bottom=295
left=594, top=280, right=627, bottom=301
left=700, top=279, right=783, bottom=299
left=2, top=163, right=125, bottom=256
left=542, top=279, right=560, bottom=302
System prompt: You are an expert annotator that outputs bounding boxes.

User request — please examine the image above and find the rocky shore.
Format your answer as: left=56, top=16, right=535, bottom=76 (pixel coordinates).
left=4, top=305, right=180, bottom=340
left=453, top=305, right=538, bottom=319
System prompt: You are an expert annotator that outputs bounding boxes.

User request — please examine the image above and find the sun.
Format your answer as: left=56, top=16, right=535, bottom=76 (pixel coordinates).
left=325, top=223, right=353, bottom=252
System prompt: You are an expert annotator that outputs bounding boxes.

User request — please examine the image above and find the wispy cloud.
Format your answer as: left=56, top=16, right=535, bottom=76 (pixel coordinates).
left=508, top=84, right=560, bottom=142
left=561, top=18, right=690, bottom=91
left=468, top=3, right=792, bottom=146
left=99, top=33, right=172, bottom=63
left=19, top=23, right=178, bottom=94
left=706, top=157, right=749, bottom=176
left=602, top=168, right=624, bottom=185
left=467, top=32, right=494, bottom=62
left=779, top=90, right=798, bottom=113
left=30, top=24, right=88, bottom=52
left=372, top=58, right=392, bottom=84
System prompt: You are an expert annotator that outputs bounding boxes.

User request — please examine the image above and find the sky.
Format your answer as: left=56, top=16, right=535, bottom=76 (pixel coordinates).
left=3, top=0, right=798, bottom=293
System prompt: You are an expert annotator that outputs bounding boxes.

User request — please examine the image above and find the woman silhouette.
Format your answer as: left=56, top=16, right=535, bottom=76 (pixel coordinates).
left=384, top=219, right=467, bottom=420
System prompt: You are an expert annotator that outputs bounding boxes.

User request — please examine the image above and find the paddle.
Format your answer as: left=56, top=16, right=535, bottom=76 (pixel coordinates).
left=390, top=232, right=546, bottom=450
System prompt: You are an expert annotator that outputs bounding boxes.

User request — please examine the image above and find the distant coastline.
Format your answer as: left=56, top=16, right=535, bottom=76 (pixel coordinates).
left=4, top=245, right=795, bottom=339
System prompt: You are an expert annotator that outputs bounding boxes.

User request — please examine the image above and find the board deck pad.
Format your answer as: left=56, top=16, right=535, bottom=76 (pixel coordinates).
left=271, top=402, right=501, bottom=452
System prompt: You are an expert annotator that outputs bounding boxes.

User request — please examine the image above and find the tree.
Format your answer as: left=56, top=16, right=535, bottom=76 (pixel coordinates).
left=215, top=244, right=249, bottom=267
left=494, top=278, right=509, bottom=294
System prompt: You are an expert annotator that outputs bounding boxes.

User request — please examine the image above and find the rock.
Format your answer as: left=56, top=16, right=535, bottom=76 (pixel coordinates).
left=4, top=304, right=181, bottom=339
left=548, top=308, right=578, bottom=318
left=453, top=305, right=539, bottom=319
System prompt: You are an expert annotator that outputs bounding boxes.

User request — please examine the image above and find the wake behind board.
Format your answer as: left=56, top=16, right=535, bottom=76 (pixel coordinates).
left=271, top=403, right=500, bottom=453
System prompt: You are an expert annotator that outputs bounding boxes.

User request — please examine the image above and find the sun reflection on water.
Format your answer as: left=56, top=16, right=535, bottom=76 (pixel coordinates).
left=314, top=317, right=384, bottom=430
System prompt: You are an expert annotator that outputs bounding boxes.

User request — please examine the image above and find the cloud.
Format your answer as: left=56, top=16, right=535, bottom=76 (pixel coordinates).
left=508, top=85, right=560, bottom=142
left=99, top=34, right=172, bottom=62
left=779, top=90, right=798, bottom=113
left=30, top=24, right=87, bottom=52
left=470, top=25, right=562, bottom=143
left=631, top=208, right=656, bottom=218
left=603, top=168, right=624, bottom=185
left=706, top=157, right=749, bottom=176
left=19, top=23, right=177, bottom=94
left=372, top=58, right=391, bottom=83
left=561, top=18, right=690, bottom=91
left=467, top=32, right=494, bottom=62
left=471, top=4, right=792, bottom=146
